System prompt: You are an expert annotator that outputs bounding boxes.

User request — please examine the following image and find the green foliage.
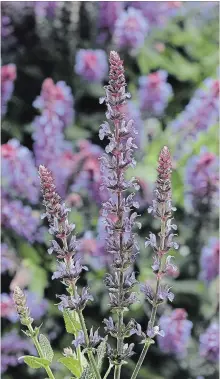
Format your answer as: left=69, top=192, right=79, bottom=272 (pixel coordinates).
left=63, top=309, right=81, bottom=335
left=96, top=337, right=108, bottom=371
left=39, top=334, right=54, bottom=362
left=58, top=357, right=82, bottom=378
left=21, top=356, right=51, bottom=369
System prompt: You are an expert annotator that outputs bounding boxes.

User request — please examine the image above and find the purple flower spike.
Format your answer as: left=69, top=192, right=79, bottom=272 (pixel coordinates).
left=131, top=2, right=182, bottom=28
left=99, top=51, right=140, bottom=364
left=200, top=237, right=219, bottom=284
left=184, top=148, right=219, bottom=212
left=33, top=78, right=75, bottom=196
left=2, top=197, right=40, bottom=242
left=170, top=78, right=219, bottom=136
left=98, top=2, right=124, bottom=30
left=199, top=322, right=219, bottom=362
left=75, top=49, right=108, bottom=82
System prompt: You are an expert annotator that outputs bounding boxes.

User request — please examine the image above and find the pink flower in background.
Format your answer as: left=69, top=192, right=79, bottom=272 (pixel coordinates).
left=139, top=70, right=173, bottom=117
left=1, top=293, right=18, bottom=323
left=114, top=7, right=148, bottom=50
left=131, top=1, right=182, bottom=27
left=32, top=78, right=75, bottom=195
left=200, top=238, right=219, bottom=284
left=200, top=322, right=219, bottom=362
left=33, top=78, right=74, bottom=127
left=185, top=148, right=219, bottom=211
left=1, top=139, right=39, bottom=204
left=1, top=292, right=48, bottom=323
left=157, top=308, right=193, bottom=357
left=75, top=49, right=108, bottom=82
left=1, top=64, right=16, bottom=117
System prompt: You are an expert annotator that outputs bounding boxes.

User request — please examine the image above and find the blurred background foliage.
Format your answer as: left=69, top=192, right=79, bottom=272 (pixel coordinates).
left=1, top=2, right=219, bottom=379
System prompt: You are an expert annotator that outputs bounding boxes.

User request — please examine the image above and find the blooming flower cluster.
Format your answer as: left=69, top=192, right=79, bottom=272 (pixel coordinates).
left=1, top=330, right=35, bottom=373
left=157, top=308, right=193, bottom=357
left=199, top=322, right=219, bottom=362
left=131, top=1, right=182, bottom=28
left=170, top=78, right=219, bottom=136
left=1, top=64, right=16, bottom=117
left=38, top=165, right=91, bottom=306
left=200, top=237, right=219, bottom=284
left=99, top=51, right=141, bottom=367
left=2, top=198, right=41, bottom=242
left=38, top=165, right=103, bottom=379
left=98, top=1, right=124, bottom=30
left=184, top=148, right=219, bottom=212
left=114, top=7, right=148, bottom=51
left=1, top=139, right=39, bottom=204
left=75, top=49, right=108, bottom=82
left=1, top=292, right=48, bottom=323
left=138, top=70, right=173, bottom=117
left=140, top=146, right=179, bottom=345
left=32, top=78, right=74, bottom=195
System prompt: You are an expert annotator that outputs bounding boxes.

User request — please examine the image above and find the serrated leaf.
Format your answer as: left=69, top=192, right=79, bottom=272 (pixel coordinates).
left=97, top=336, right=108, bottom=371
left=59, top=357, right=81, bottom=377
left=39, top=334, right=54, bottom=362
left=21, top=355, right=50, bottom=369
left=63, top=309, right=81, bottom=335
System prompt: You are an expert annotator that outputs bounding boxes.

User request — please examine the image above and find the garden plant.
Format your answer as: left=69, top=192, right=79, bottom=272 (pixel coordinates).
left=1, top=2, right=219, bottom=379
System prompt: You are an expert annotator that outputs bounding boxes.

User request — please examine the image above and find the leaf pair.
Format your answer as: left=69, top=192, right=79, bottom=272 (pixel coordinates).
left=21, top=334, right=54, bottom=369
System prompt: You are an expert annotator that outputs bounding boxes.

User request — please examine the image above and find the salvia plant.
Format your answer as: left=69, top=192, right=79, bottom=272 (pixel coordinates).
left=13, top=51, right=181, bottom=379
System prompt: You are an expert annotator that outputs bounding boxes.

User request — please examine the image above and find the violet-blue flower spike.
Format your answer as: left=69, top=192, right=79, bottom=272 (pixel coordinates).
left=132, top=146, right=179, bottom=379
left=38, top=165, right=102, bottom=379
left=99, top=51, right=140, bottom=377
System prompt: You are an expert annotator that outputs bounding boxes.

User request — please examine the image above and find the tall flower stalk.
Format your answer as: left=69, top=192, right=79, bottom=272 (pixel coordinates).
left=38, top=165, right=102, bottom=379
left=13, top=286, right=55, bottom=379
left=131, top=146, right=178, bottom=379
left=99, top=51, right=140, bottom=379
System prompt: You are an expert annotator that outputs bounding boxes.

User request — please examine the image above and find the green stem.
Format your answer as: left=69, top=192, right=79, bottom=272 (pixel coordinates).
left=130, top=216, right=166, bottom=379
left=76, top=346, right=82, bottom=373
left=114, top=364, right=121, bottom=379
left=103, top=363, right=113, bottom=379
left=28, top=324, right=55, bottom=379
left=71, top=284, right=102, bottom=379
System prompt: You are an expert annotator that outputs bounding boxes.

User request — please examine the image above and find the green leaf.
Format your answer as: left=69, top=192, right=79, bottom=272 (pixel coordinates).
left=21, top=355, right=50, bottom=369
left=97, top=336, right=108, bottom=371
left=59, top=357, right=81, bottom=377
left=63, top=309, right=81, bottom=335
left=174, top=280, right=205, bottom=296
left=19, top=242, right=41, bottom=264
left=28, top=264, right=48, bottom=297
left=39, top=334, right=54, bottom=362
